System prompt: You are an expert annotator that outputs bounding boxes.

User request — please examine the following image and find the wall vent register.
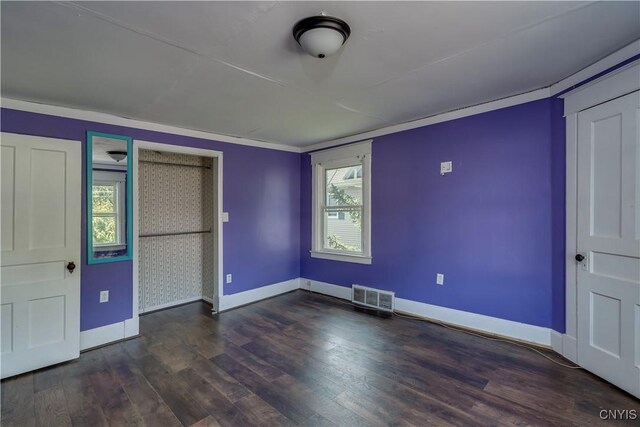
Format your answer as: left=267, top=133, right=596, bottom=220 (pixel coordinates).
left=352, top=284, right=394, bottom=312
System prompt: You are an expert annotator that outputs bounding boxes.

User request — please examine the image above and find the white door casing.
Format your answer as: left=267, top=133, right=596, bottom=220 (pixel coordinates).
left=1, top=132, right=81, bottom=379
left=575, top=91, right=640, bottom=398
left=132, top=140, right=223, bottom=315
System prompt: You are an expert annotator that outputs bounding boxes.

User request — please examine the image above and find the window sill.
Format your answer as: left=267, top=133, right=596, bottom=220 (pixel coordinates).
left=310, top=251, right=372, bottom=265
left=94, top=244, right=126, bottom=252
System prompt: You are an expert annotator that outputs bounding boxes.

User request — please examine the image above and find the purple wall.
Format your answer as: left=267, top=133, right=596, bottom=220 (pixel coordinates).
left=4, top=54, right=636, bottom=335
left=550, top=98, right=566, bottom=332
left=301, top=98, right=565, bottom=331
left=1, top=109, right=301, bottom=331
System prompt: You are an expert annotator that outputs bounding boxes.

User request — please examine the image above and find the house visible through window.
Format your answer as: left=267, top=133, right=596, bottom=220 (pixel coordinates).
left=92, top=171, right=126, bottom=249
left=324, top=165, right=362, bottom=252
left=343, top=165, right=362, bottom=180
left=326, top=195, right=339, bottom=218
left=311, top=141, right=371, bottom=264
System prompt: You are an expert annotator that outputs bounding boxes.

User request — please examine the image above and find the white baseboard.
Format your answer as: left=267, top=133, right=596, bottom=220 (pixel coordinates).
left=140, top=296, right=204, bottom=314
left=302, top=278, right=554, bottom=347
left=81, top=278, right=299, bottom=351
left=550, top=330, right=563, bottom=354
left=82, top=278, right=566, bottom=352
left=306, top=278, right=352, bottom=299
left=395, top=298, right=552, bottom=346
left=208, top=295, right=220, bottom=312
left=80, top=316, right=139, bottom=351
left=219, top=278, right=301, bottom=311
left=562, top=334, right=578, bottom=363
left=124, top=317, right=139, bottom=337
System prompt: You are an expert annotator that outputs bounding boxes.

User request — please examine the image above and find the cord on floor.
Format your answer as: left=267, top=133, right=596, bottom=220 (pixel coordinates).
left=304, top=289, right=582, bottom=370
left=393, top=311, right=582, bottom=370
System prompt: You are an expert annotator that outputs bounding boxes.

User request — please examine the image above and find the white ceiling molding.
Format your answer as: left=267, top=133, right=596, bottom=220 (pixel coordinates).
left=302, top=87, right=551, bottom=153
left=2, top=35, right=638, bottom=155
left=304, top=39, right=640, bottom=153
left=560, top=61, right=640, bottom=116
left=2, top=2, right=637, bottom=147
left=550, top=39, right=640, bottom=96
left=0, top=97, right=302, bottom=153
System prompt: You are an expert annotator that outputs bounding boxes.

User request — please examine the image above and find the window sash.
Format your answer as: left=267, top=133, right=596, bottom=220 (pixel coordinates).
left=93, top=213, right=118, bottom=218
left=321, top=174, right=364, bottom=254
left=92, top=216, right=119, bottom=246
left=92, top=183, right=118, bottom=214
left=322, top=205, right=363, bottom=211
left=310, top=140, right=372, bottom=264
left=322, top=206, right=363, bottom=253
left=92, top=181, right=123, bottom=246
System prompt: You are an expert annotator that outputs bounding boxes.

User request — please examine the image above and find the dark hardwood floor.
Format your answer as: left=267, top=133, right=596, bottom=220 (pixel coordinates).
left=2, top=290, right=638, bottom=426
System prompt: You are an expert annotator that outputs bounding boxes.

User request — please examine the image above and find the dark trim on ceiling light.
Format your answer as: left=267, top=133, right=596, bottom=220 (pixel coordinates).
left=292, top=15, right=351, bottom=46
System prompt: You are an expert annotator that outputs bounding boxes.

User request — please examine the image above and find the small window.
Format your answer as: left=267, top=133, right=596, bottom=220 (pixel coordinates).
left=311, top=141, right=371, bottom=264
left=92, top=171, right=126, bottom=249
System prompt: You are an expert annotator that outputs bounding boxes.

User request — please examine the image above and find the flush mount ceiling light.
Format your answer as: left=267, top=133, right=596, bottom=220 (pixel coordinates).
left=106, top=150, right=127, bottom=162
left=293, top=14, right=351, bottom=58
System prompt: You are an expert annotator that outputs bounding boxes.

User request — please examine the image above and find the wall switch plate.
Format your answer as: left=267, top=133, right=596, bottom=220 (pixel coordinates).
left=436, top=273, right=444, bottom=285
left=99, top=290, right=109, bottom=303
left=440, top=161, right=453, bottom=175
left=226, top=274, right=232, bottom=284
left=221, top=212, right=229, bottom=222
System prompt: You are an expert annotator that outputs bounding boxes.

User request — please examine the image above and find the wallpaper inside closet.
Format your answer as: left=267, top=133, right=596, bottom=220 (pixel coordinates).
left=138, top=149, right=214, bottom=312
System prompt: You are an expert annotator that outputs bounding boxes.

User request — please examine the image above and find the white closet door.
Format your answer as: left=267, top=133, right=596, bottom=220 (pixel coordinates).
left=576, top=91, right=640, bottom=398
left=1, top=133, right=81, bottom=378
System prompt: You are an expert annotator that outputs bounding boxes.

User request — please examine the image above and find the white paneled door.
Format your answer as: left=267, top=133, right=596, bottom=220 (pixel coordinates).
left=1, top=133, right=81, bottom=379
left=576, top=91, right=640, bottom=398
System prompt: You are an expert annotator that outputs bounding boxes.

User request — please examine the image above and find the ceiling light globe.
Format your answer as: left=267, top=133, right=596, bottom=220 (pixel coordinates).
left=293, top=15, right=350, bottom=59
left=298, top=27, right=345, bottom=58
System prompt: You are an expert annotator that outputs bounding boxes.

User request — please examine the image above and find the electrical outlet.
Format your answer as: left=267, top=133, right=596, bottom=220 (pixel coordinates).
left=306, top=280, right=312, bottom=291
left=99, top=290, right=109, bottom=303
left=436, top=273, right=444, bottom=285
left=440, top=161, right=453, bottom=175
left=226, top=274, right=232, bottom=284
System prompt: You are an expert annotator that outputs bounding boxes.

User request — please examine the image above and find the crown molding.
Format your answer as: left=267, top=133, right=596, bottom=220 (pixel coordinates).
left=301, top=87, right=551, bottom=153
left=302, top=40, right=640, bottom=153
left=0, top=97, right=303, bottom=153
left=5, top=40, right=637, bottom=155
left=550, top=39, right=640, bottom=96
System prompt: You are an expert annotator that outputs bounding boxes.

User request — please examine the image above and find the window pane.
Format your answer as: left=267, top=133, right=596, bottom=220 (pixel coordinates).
left=324, top=208, right=362, bottom=252
left=93, top=216, right=117, bottom=245
left=344, top=165, right=362, bottom=180
left=93, top=185, right=116, bottom=214
left=325, top=165, right=362, bottom=207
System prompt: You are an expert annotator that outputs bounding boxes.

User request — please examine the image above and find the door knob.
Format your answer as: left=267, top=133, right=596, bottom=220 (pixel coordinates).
left=67, top=261, right=76, bottom=274
left=575, top=254, right=585, bottom=262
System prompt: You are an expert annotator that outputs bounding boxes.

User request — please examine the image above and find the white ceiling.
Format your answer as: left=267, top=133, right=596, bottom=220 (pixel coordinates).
left=92, top=135, right=128, bottom=166
left=2, top=2, right=639, bottom=148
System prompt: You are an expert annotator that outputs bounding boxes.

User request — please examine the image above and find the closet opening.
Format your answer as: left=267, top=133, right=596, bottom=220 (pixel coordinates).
left=133, top=141, right=223, bottom=317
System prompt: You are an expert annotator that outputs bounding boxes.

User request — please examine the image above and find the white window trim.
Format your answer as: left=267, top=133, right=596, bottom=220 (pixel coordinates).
left=92, top=170, right=126, bottom=251
left=310, top=140, right=372, bottom=264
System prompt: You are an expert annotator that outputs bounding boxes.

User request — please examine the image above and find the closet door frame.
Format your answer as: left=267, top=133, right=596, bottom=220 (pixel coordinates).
left=133, top=140, right=223, bottom=315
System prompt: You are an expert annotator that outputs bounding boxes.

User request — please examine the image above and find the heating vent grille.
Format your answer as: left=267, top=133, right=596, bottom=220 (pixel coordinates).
left=351, top=284, right=394, bottom=312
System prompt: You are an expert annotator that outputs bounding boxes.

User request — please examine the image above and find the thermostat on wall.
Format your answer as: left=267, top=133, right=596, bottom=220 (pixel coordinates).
left=440, top=161, right=453, bottom=175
